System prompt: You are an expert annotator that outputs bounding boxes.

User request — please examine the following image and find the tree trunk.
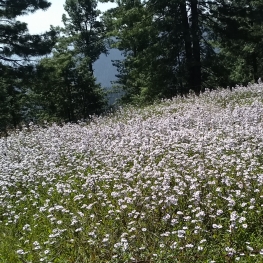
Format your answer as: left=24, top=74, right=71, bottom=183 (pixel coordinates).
left=66, top=82, right=74, bottom=122
left=252, top=52, right=258, bottom=83
left=179, top=1, right=194, bottom=94
left=89, top=62, right=93, bottom=75
left=190, top=0, right=202, bottom=94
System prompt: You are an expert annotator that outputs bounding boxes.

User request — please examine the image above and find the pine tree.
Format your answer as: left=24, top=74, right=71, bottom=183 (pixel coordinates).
left=102, top=0, right=206, bottom=103
left=62, top=0, right=107, bottom=74
left=31, top=0, right=107, bottom=122
left=0, top=0, right=56, bottom=64
left=102, top=0, right=161, bottom=104
left=34, top=38, right=106, bottom=122
left=208, top=0, right=263, bottom=85
left=0, top=0, right=57, bottom=133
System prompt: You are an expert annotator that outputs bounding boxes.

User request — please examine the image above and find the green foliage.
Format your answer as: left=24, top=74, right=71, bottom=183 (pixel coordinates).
left=209, top=0, right=263, bottom=84
left=102, top=0, right=155, bottom=105
left=102, top=0, right=214, bottom=105
left=0, top=0, right=56, bottom=64
left=62, top=0, right=107, bottom=73
left=33, top=40, right=106, bottom=122
left=0, top=65, right=38, bottom=134
left=0, top=0, right=107, bottom=129
left=100, top=0, right=263, bottom=105
left=0, top=0, right=57, bottom=132
left=29, top=0, right=107, bottom=123
left=2, top=0, right=263, bottom=129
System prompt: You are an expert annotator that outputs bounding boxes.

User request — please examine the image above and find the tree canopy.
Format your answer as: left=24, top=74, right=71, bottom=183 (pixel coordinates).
left=0, top=0, right=58, bottom=133
left=0, top=0, right=57, bottom=65
left=1, top=0, right=263, bottom=133
left=28, top=0, right=107, bottom=123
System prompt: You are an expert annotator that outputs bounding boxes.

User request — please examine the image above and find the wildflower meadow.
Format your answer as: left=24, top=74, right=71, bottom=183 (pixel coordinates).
left=2, top=85, right=263, bottom=263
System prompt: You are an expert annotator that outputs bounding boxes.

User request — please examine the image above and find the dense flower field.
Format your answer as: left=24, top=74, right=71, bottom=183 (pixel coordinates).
left=1, top=85, right=263, bottom=262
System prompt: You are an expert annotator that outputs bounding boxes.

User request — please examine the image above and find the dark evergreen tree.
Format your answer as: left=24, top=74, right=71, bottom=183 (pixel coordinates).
left=0, top=0, right=57, bottom=133
left=62, top=0, right=107, bottom=74
left=33, top=37, right=106, bottom=122
left=102, top=0, right=263, bottom=104
left=102, top=0, right=160, bottom=104
left=31, top=0, right=107, bottom=122
left=208, top=0, right=263, bottom=85
left=102, top=0, right=207, bottom=103
left=0, top=0, right=56, bottom=64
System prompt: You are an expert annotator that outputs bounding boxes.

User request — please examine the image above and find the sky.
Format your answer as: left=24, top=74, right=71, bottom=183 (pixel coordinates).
left=19, top=0, right=116, bottom=34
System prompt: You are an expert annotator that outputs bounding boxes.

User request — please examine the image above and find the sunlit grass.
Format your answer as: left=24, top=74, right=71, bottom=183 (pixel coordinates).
left=1, top=85, right=263, bottom=262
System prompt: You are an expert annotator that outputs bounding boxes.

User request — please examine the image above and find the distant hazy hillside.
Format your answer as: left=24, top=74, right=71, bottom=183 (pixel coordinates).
left=93, top=48, right=124, bottom=105
left=93, top=48, right=123, bottom=89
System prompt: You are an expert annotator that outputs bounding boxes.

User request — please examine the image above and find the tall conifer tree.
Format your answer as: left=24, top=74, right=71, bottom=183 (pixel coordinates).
left=31, top=0, right=107, bottom=122
left=0, top=0, right=57, bottom=132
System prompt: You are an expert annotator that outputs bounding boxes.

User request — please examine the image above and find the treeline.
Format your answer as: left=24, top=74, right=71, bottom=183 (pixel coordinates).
left=1, top=0, right=263, bottom=133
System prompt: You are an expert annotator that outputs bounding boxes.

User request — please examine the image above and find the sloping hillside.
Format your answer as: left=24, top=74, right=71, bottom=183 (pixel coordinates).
left=1, top=85, right=263, bottom=262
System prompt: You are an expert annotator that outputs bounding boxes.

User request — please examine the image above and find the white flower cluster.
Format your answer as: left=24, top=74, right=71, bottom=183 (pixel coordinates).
left=1, top=84, right=263, bottom=262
